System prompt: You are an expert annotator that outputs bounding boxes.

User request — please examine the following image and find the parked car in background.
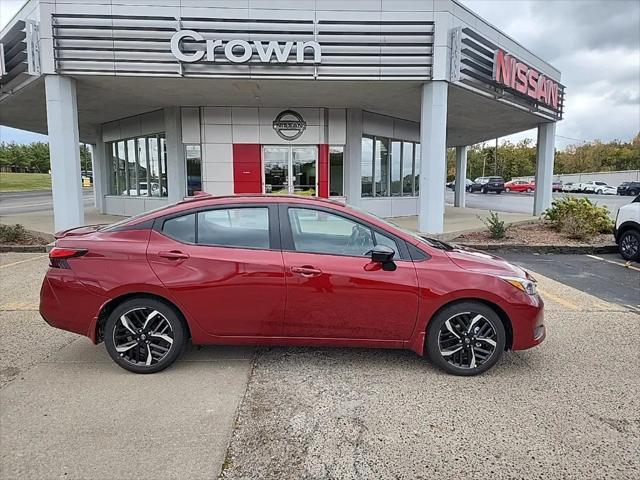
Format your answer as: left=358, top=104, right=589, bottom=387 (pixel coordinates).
left=562, top=182, right=577, bottom=193
left=600, top=185, right=617, bottom=195
left=614, top=196, right=640, bottom=260
left=469, top=176, right=505, bottom=194
left=504, top=180, right=535, bottom=193
left=122, top=182, right=167, bottom=197
left=618, top=181, right=640, bottom=196
left=446, top=179, right=474, bottom=190
left=582, top=181, right=611, bottom=195
left=552, top=181, right=563, bottom=192
left=40, top=195, right=545, bottom=376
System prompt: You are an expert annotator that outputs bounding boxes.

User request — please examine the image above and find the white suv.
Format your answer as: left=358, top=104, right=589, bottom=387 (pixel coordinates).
left=582, top=181, right=610, bottom=194
left=615, top=197, right=640, bottom=260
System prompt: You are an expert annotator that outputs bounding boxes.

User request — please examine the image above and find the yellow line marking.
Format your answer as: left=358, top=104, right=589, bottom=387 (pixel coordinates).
left=586, top=254, right=640, bottom=272
left=0, top=254, right=48, bottom=269
left=538, top=287, right=579, bottom=310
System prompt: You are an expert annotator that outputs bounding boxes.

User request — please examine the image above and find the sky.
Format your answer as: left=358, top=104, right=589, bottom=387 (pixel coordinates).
left=1, top=0, right=639, bottom=148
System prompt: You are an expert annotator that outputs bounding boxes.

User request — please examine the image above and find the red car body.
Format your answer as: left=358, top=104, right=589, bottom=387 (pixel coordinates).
left=40, top=195, right=544, bottom=360
left=504, top=180, right=535, bottom=193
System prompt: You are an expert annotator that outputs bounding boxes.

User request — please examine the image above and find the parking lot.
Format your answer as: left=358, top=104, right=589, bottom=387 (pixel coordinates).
left=445, top=190, right=631, bottom=216
left=1, top=252, right=639, bottom=479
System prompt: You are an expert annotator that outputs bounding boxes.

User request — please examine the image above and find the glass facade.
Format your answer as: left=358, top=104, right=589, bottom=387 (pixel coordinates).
left=362, top=135, right=420, bottom=197
left=108, top=133, right=167, bottom=197
left=185, top=144, right=202, bottom=196
left=329, top=146, right=344, bottom=196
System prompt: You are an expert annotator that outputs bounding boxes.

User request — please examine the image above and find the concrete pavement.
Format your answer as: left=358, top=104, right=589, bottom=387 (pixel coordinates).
left=1, top=253, right=638, bottom=479
left=0, top=253, right=254, bottom=479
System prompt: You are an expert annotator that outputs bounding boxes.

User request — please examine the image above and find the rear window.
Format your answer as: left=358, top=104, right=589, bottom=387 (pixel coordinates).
left=162, top=214, right=196, bottom=243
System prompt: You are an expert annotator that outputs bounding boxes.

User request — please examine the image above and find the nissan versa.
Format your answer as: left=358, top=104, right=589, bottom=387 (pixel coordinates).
left=39, top=195, right=545, bottom=376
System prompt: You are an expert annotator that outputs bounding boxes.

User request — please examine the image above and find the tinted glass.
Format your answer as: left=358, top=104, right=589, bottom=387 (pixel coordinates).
left=162, top=214, right=196, bottom=243
left=197, top=208, right=270, bottom=249
left=329, top=146, right=344, bottom=196
left=288, top=208, right=374, bottom=256
left=361, top=137, right=374, bottom=197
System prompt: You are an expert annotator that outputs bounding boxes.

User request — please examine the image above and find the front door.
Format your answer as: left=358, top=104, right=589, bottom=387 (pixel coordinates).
left=263, top=146, right=317, bottom=196
left=280, top=205, right=419, bottom=341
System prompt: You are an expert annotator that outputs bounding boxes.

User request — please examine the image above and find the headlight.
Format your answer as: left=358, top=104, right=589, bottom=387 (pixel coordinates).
left=499, top=275, right=538, bottom=295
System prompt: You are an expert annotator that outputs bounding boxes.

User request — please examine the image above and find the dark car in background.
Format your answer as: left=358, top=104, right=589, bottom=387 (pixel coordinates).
left=552, top=181, right=563, bottom=192
left=469, top=176, right=505, bottom=194
left=618, top=181, right=640, bottom=196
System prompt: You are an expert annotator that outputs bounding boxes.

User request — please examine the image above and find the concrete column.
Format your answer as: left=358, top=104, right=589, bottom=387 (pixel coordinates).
left=454, top=146, right=467, bottom=208
left=418, top=82, right=448, bottom=234
left=533, top=122, right=556, bottom=215
left=91, top=126, right=109, bottom=213
left=44, top=75, right=84, bottom=231
left=344, top=108, right=363, bottom=207
left=164, top=107, right=186, bottom=203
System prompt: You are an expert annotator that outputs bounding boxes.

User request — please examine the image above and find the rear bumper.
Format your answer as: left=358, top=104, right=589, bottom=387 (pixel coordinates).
left=39, top=269, right=107, bottom=342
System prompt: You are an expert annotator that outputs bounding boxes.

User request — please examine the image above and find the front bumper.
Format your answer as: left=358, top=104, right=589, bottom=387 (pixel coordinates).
left=509, top=295, right=546, bottom=351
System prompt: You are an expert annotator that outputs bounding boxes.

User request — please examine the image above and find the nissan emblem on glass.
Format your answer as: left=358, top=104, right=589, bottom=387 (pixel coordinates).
left=273, top=110, right=307, bottom=140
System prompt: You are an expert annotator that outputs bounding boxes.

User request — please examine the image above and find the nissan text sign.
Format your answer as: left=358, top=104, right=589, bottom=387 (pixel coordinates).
left=493, top=49, right=560, bottom=110
left=170, top=30, right=322, bottom=64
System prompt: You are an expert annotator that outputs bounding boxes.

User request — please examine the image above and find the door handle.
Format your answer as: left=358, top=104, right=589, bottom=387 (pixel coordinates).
left=291, top=266, right=322, bottom=276
left=158, top=250, right=190, bottom=260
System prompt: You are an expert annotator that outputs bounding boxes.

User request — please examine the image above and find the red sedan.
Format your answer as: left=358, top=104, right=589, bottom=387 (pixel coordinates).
left=40, top=195, right=545, bottom=376
left=504, top=180, right=535, bottom=193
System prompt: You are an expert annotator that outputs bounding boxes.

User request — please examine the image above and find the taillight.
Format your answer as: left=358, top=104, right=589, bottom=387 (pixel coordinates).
left=49, top=247, right=88, bottom=269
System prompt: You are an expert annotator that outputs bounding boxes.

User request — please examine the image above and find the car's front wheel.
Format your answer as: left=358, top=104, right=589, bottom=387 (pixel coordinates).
left=104, top=298, right=186, bottom=374
left=619, top=229, right=640, bottom=261
left=426, top=301, right=506, bottom=376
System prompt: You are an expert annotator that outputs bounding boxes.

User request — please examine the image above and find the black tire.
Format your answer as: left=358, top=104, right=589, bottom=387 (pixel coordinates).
left=481, top=187, right=487, bottom=194
left=619, top=229, right=640, bottom=261
left=426, top=301, right=506, bottom=376
left=496, top=190, right=502, bottom=194
left=104, top=297, right=186, bottom=374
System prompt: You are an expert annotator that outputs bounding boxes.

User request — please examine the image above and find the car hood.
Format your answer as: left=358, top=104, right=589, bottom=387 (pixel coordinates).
left=445, top=245, right=526, bottom=277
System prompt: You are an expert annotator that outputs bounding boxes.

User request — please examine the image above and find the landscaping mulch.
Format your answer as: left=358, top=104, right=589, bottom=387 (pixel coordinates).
left=0, top=226, right=54, bottom=252
left=454, top=221, right=617, bottom=254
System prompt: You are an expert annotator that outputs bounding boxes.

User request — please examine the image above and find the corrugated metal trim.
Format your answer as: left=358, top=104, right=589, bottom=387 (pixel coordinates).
left=51, top=13, right=434, bottom=81
left=0, top=20, right=27, bottom=87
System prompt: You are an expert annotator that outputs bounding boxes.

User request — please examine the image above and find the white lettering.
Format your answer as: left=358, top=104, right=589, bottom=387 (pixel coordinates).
left=255, top=41, right=294, bottom=63
left=170, top=30, right=204, bottom=63
left=225, top=40, right=252, bottom=63
left=296, top=41, right=321, bottom=63
left=206, top=39, right=223, bottom=62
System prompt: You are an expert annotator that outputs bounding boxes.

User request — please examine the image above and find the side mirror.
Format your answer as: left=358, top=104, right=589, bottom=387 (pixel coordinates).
left=368, top=245, right=397, bottom=271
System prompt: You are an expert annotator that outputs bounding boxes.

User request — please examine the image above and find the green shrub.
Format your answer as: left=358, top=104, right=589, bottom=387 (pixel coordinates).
left=480, top=211, right=507, bottom=239
left=544, top=196, right=613, bottom=240
left=0, top=223, right=28, bottom=243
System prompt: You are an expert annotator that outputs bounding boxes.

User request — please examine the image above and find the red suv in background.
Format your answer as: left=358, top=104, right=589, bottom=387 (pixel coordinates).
left=40, top=195, right=545, bottom=376
left=505, top=180, right=535, bottom=193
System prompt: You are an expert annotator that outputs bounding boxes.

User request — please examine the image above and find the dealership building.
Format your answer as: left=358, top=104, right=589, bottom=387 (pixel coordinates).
left=0, top=0, right=564, bottom=233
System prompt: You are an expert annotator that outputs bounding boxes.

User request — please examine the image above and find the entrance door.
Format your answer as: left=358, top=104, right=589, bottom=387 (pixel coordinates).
left=263, top=146, right=317, bottom=196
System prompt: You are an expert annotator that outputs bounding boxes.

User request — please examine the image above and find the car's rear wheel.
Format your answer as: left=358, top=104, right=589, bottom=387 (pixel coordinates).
left=619, top=229, right=640, bottom=261
left=505, top=187, right=511, bottom=192
left=526, top=188, right=532, bottom=193
left=426, top=301, right=506, bottom=376
left=104, top=298, right=186, bottom=374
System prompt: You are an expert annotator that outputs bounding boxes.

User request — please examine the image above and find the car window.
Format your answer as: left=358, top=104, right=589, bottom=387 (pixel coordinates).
left=197, top=207, right=270, bottom=249
left=288, top=208, right=399, bottom=257
left=162, top=213, right=196, bottom=243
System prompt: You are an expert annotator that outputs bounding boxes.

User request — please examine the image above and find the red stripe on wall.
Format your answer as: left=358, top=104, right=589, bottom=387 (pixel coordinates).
left=233, top=144, right=262, bottom=194
left=318, top=144, right=329, bottom=198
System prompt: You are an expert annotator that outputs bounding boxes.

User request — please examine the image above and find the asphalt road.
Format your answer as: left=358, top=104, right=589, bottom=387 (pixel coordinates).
left=498, top=252, right=640, bottom=310
left=445, top=190, right=632, bottom=216
left=0, top=189, right=94, bottom=216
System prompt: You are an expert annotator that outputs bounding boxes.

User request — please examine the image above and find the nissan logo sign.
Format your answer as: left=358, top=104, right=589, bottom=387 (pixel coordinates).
left=272, top=110, right=306, bottom=140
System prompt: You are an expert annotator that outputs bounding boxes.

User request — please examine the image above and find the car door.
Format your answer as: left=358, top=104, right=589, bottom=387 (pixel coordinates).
left=279, top=204, right=419, bottom=341
left=147, top=204, right=286, bottom=337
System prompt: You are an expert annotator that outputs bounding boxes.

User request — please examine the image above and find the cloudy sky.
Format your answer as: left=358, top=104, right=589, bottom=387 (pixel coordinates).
left=1, top=0, right=639, bottom=148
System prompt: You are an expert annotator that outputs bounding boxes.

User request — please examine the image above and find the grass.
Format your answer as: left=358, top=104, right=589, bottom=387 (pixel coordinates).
left=0, top=172, right=52, bottom=192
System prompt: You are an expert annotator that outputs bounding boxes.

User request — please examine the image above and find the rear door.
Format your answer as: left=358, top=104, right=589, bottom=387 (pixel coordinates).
left=147, top=204, right=286, bottom=337
left=280, top=205, right=419, bottom=341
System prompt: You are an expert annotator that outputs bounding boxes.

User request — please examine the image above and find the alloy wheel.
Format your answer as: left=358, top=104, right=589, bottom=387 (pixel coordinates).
left=621, top=233, right=639, bottom=258
left=113, top=307, right=175, bottom=367
left=437, top=312, right=498, bottom=369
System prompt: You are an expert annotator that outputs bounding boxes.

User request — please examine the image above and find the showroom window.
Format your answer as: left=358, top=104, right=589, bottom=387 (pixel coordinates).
left=329, top=146, right=344, bottom=196
left=108, top=133, right=167, bottom=197
left=185, top=144, right=202, bottom=196
left=361, top=135, right=420, bottom=197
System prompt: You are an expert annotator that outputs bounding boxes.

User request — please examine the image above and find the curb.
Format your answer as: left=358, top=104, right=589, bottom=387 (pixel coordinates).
left=0, top=245, right=48, bottom=253
left=456, top=243, right=619, bottom=254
